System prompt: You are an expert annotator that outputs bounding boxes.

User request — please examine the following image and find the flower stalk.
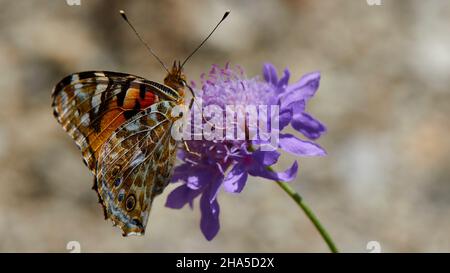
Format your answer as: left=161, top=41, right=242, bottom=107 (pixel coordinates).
left=271, top=168, right=338, bottom=253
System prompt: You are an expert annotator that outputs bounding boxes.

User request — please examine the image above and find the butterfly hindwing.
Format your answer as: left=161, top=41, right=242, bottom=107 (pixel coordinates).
left=52, top=71, right=182, bottom=235
left=96, top=101, right=178, bottom=235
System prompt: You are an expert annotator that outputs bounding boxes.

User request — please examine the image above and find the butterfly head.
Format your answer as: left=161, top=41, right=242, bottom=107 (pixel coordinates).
left=164, top=61, right=186, bottom=96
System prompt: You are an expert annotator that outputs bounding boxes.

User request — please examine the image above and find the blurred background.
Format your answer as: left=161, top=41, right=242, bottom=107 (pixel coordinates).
left=0, top=0, right=449, bottom=252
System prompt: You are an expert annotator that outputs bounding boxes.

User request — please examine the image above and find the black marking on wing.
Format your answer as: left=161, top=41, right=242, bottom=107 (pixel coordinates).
left=91, top=78, right=114, bottom=132
left=139, top=84, right=146, bottom=100
left=124, top=99, right=141, bottom=120
left=149, top=81, right=179, bottom=99
left=116, top=77, right=135, bottom=107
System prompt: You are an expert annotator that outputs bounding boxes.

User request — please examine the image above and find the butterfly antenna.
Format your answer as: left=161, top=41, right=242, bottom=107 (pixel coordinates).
left=180, top=11, right=230, bottom=69
left=120, top=10, right=170, bottom=74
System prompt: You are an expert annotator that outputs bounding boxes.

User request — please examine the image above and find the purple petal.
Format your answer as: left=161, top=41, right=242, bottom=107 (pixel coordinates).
left=171, top=163, right=191, bottom=183
left=249, top=161, right=298, bottom=182
left=223, top=164, right=248, bottom=193
left=289, top=100, right=306, bottom=114
left=277, top=69, right=290, bottom=89
left=165, top=185, right=201, bottom=209
left=286, top=72, right=321, bottom=100
left=178, top=165, right=222, bottom=190
left=279, top=90, right=307, bottom=111
left=291, top=111, right=327, bottom=140
left=263, top=63, right=278, bottom=86
left=280, top=72, right=320, bottom=108
left=251, top=150, right=280, bottom=166
left=272, top=161, right=299, bottom=182
left=279, top=133, right=327, bottom=157
left=278, top=109, right=292, bottom=130
left=208, top=176, right=223, bottom=203
left=200, top=193, right=220, bottom=241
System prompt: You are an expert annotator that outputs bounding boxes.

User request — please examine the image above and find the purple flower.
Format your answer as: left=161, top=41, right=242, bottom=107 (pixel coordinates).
left=165, top=63, right=327, bottom=240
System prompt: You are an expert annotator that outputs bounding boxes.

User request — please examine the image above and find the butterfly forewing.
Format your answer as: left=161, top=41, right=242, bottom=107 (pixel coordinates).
left=52, top=71, right=180, bottom=171
left=51, top=71, right=182, bottom=235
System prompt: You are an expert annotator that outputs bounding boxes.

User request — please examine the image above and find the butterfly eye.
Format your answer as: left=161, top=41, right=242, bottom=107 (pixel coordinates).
left=125, top=194, right=136, bottom=211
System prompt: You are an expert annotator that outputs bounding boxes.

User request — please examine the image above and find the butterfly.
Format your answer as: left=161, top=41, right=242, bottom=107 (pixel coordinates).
left=51, top=10, right=229, bottom=236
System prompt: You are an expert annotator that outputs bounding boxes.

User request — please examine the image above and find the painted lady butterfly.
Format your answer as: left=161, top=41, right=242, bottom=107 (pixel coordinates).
left=52, top=10, right=229, bottom=236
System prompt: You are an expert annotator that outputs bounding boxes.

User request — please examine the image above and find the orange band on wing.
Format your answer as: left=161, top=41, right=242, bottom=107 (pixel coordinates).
left=89, top=87, right=159, bottom=156
left=122, top=87, right=158, bottom=110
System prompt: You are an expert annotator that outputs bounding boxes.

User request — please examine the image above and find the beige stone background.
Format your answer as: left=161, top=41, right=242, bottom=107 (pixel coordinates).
left=0, top=0, right=449, bottom=252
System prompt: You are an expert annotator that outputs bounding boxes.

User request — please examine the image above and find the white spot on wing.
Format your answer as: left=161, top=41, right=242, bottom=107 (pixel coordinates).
left=81, top=113, right=90, bottom=127
left=92, top=95, right=101, bottom=113
left=125, top=122, right=140, bottom=131
left=96, top=84, right=107, bottom=95
left=76, top=90, right=88, bottom=100
left=60, top=92, right=68, bottom=105
left=130, top=150, right=145, bottom=167
left=95, top=72, right=106, bottom=77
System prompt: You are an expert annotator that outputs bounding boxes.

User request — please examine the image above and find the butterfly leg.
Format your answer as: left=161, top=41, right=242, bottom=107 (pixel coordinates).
left=183, top=140, right=201, bottom=157
left=185, top=84, right=196, bottom=111
left=188, top=97, right=195, bottom=110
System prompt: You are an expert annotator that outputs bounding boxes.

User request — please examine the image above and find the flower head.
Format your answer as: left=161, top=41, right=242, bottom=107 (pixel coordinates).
left=165, top=63, right=326, bottom=240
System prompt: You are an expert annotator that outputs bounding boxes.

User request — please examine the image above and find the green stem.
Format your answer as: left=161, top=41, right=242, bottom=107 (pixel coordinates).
left=271, top=168, right=339, bottom=253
